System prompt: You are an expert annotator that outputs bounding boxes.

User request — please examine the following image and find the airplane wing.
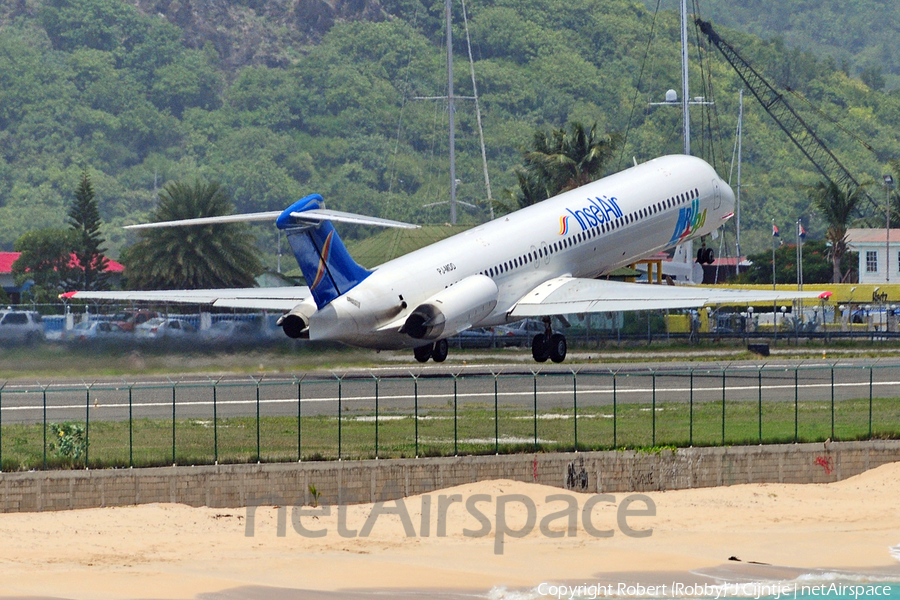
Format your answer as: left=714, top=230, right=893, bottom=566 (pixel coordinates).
left=509, top=277, right=830, bottom=317
left=60, top=287, right=311, bottom=311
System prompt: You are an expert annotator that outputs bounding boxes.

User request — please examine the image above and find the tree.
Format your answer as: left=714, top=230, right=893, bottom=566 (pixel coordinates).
left=807, top=181, right=865, bottom=283
left=733, top=239, right=846, bottom=285
left=67, top=168, right=110, bottom=291
left=508, top=122, right=620, bottom=209
left=121, top=181, right=263, bottom=289
left=11, top=229, right=78, bottom=303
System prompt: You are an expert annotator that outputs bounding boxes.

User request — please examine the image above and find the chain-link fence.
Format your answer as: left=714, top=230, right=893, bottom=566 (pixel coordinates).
left=2, top=362, right=899, bottom=471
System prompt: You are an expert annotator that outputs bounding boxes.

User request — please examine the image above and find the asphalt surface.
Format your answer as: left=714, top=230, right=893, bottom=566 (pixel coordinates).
left=1, top=357, right=897, bottom=425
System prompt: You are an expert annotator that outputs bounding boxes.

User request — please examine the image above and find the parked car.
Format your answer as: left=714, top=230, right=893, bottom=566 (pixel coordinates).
left=135, top=317, right=197, bottom=339
left=64, top=320, right=129, bottom=343
left=491, top=319, right=550, bottom=347
left=0, top=309, right=45, bottom=344
left=111, top=309, right=159, bottom=332
left=452, top=327, right=497, bottom=348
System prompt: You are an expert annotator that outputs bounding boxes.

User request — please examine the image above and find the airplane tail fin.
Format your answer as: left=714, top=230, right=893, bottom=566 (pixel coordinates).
left=276, top=194, right=372, bottom=309
left=123, top=192, right=418, bottom=310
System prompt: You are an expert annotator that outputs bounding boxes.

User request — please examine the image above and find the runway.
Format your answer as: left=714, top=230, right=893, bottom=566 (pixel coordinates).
left=1, top=357, right=896, bottom=425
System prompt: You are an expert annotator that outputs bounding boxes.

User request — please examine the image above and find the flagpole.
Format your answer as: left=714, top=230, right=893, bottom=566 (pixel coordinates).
left=799, top=220, right=804, bottom=291
left=773, top=219, right=778, bottom=339
left=794, top=218, right=805, bottom=341
left=796, top=219, right=800, bottom=291
left=772, top=219, right=777, bottom=291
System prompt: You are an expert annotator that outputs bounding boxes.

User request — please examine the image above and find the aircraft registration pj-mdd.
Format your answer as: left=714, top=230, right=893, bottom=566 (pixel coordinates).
left=63, top=155, right=828, bottom=363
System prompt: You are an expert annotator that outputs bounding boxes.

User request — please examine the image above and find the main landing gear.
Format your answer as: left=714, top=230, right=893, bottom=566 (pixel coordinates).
left=531, top=317, right=567, bottom=363
left=413, top=338, right=449, bottom=363
left=696, top=241, right=715, bottom=265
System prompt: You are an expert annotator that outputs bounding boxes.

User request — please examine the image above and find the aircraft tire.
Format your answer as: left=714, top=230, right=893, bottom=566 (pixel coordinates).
left=414, top=343, right=433, bottom=363
left=432, top=338, right=449, bottom=362
left=549, top=333, right=567, bottom=363
left=532, top=334, right=550, bottom=362
left=703, top=247, right=714, bottom=264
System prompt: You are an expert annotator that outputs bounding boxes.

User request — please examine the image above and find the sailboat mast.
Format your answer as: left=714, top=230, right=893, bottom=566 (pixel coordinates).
left=736, top=89, right=743, bottom=257
left=446, top=0, right=457, bottom=224
left=680, top=0, right=690, bottom=156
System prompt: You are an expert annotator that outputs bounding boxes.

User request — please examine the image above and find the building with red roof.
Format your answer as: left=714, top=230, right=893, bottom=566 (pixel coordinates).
left=0, top=252, right=124, bottom=302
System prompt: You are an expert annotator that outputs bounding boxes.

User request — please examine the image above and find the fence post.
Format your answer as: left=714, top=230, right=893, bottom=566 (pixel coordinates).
left=169, top=378, right=176, bottom=466
left=84, top=384, right=91, bottom=469
left=412, top=373, right=419, bottom=458
left=689, top=368, right=694, bottom=446
left=757, top=367, right=763, bottom=444
left=572, top=369, right=578, bottom=451
left=494, top=373, right=499, bottom=455
left=296, top=375, right=303, bottom=462
left=372, top=375, right=379, bottom=459
left=651, top=370, right=656, bottom=446
left=127, top=383, right=134, bottom=468
left=0, top=382, right=5, bottom=471
left=255, top=378, right=261, bottom=463
left=612, top=370, right=618, bottom=449
left=721, top=369, right=726, bottom=446
left=830, top=365, right=835, bottom=440
left=453, top=374, right=458, bottom=456
left=869, top=366, right=874, bottom=439
left=212, top=378, right=219, bottom=465
left=794, top=367, right=799, bottom=443
left=43, top=386, right=48, bottom=470
left=336, top=375, right=343, bottom=460
left=532, top=371, right=538, bottom=452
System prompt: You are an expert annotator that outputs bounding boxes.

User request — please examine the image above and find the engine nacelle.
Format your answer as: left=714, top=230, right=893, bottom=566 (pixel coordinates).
left=277, top=300, right=317, bottom=339
left=402, top=274, right=498, bottom=340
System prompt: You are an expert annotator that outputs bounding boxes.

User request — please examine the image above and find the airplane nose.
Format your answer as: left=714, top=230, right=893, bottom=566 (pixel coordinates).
left=720, top=179, right=736, bottom=212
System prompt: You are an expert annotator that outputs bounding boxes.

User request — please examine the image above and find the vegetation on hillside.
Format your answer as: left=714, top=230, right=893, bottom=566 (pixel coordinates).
left=0, top=0, right=898, bottom=277
left=672, top=0, right=900, bottom=90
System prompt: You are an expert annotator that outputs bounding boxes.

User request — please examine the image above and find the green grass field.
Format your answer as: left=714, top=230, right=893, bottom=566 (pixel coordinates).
left=3, top=395, right=898, bottom=471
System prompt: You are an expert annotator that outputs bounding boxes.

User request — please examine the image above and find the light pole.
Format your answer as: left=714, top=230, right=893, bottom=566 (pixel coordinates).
left=884, top=174, right=894, bottom=283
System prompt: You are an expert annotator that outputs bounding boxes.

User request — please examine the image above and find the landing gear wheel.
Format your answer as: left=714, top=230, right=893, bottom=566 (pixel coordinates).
left=532, top=334, right=550, bottom=362
left=549, top=333, right=567, bottom=363
left=703, top=247, right=714, bottom=264
left=432, top=338, right=449, bottom=362
left=413, top=343, right=433, bottom=363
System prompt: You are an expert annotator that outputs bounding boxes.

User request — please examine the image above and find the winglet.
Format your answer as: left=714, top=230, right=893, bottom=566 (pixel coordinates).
left=60, top=291, right=78, bottom=299
left=818, top=291, right=833, bottom=299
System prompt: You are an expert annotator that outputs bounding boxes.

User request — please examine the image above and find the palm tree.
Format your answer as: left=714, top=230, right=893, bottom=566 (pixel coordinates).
left=807, top=180, right=865, bottom=283
left=122, top=181, right=263, bottom=290
left=510, top=122, right=621, bottom=209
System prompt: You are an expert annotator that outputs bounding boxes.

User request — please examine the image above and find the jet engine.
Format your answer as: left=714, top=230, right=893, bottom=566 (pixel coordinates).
left=277, top=299, right=317, bottom=339
left=402, top=274, right=498, bottom=340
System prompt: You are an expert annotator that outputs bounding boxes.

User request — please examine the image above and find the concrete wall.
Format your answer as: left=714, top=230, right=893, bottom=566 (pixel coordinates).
left=1, top=440, right=897, bottom=513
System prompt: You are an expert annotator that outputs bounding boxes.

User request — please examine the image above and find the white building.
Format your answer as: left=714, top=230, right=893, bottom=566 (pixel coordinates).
left=846, top=228, right=900, bottom=284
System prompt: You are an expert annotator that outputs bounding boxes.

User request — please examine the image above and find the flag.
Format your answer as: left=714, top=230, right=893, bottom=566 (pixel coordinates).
left=773, top=224, right=779, bottom=237
left=799, top=222, right=807, bottom=240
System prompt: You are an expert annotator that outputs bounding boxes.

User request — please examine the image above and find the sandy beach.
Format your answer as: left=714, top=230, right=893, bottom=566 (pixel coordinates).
left=1, top=463, right=899, bottom=599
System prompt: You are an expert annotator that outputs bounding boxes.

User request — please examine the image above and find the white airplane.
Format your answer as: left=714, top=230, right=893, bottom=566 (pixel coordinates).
left=63, top=155, right=828, bottom=363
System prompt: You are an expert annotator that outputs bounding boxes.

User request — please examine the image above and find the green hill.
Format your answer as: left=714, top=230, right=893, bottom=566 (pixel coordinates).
left=0, top=0, right=898, bottom=272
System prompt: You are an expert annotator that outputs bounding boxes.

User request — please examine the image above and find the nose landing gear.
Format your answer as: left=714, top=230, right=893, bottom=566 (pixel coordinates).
left=530, top=317, right=567, bottom=363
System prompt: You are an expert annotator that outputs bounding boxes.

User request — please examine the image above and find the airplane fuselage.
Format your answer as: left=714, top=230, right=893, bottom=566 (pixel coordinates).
left=310, top=154, right=735, bottom=349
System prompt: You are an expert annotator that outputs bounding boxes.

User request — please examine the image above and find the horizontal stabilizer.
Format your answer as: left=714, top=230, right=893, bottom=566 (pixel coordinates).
left=124, top=210, right=418, bottom=230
